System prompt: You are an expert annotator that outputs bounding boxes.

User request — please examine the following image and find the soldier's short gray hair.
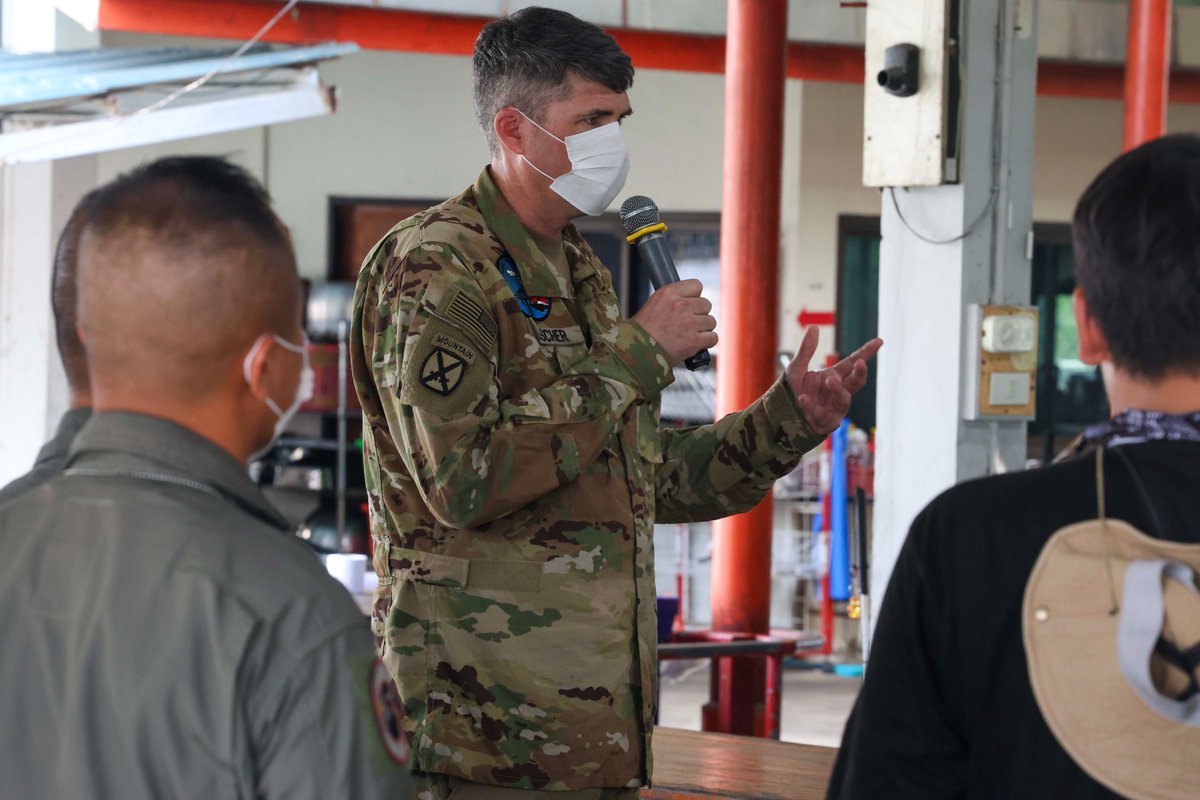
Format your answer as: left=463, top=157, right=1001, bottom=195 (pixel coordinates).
left=473, top=7, right=634, bottom=155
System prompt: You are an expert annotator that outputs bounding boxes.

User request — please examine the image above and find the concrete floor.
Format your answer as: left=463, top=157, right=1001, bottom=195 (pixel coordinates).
left=657, top=662, right=862, bottom=748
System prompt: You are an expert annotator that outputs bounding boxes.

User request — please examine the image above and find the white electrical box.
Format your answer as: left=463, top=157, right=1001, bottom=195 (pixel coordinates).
left=863, top=0, right=950, bottom=187
left=963, top=305, right=1039, bottom=421
left=982, top=315, right=1037, bottom=353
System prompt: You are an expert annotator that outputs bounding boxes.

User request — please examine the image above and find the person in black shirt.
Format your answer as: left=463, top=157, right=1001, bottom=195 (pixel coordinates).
left=828, top=135, right=1200, bottom=799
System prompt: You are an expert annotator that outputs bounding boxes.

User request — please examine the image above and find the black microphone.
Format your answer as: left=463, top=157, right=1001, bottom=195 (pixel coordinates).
left=618, top=195, right=711, bottom=371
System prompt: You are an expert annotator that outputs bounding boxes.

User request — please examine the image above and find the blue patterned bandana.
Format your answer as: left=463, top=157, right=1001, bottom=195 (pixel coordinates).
left=1071, top=408, right=1200, bottom=456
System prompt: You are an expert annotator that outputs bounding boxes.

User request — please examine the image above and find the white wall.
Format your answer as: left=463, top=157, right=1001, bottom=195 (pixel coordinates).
left=1033, top=95, right=1200, bottom=223
left=792, top=81, right=881, bottom=356
left=96, top=129, right=266, bottom=186
left=265, top=49, right=487, bottom=276
left=0, top=9, right=98, bottom=484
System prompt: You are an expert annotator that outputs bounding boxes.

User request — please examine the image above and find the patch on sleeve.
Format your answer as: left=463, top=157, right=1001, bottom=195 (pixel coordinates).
left=401, top=313, right=492, bottom=416
left=370, top=658, right=408, bottom=765
left=443, top=288, right=498, bottom=350
left=419, top=348, right=468, bottom=396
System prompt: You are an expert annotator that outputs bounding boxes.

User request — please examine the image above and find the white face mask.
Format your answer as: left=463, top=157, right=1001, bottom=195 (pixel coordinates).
left=243, top=333, right=314, bottom=450
left=518, top=110, right=631, bottom=216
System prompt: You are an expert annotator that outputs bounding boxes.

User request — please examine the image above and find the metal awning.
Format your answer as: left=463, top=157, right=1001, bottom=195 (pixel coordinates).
left=0, top=42, right=358, bottom=165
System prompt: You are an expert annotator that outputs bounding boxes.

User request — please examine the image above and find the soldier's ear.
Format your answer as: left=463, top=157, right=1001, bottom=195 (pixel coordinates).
left=243, top=335, right=275, bottom=403
left=493, top=108, right=527, bottom=156
left=1073, top=288, right=1111, bottom=366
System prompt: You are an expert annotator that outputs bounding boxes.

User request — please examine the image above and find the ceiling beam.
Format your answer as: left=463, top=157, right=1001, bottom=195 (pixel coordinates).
left=96, top=0, right=1200, bottom=104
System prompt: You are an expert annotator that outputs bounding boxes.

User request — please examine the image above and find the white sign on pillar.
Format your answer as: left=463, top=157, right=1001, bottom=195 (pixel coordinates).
left=867, top=0, right=1038, bottom=639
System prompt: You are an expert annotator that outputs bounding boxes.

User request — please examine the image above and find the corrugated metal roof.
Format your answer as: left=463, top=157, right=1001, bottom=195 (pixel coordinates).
left=0, top=42, right=358, bottom=109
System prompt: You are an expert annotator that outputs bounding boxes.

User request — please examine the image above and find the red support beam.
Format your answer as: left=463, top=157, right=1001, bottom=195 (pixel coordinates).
left=1124, top=0, right=1173, bottom=150
left=707, top=0, right=788, bottom=738
left=96, top=0, right=1200, bottom=104
left=99, top=0, right=486, bottom=55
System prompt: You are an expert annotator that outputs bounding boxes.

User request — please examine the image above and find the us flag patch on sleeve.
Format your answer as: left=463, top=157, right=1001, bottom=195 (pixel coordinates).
left=444, top=289, right=497, bottom=350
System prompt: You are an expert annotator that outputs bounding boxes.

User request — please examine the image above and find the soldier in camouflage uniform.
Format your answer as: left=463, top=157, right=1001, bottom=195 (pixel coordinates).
left=352, top=8, right=881, bottom=798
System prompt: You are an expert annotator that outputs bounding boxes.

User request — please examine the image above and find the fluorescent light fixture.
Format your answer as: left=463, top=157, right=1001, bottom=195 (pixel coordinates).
left=1, top=75, right=335, bottom=166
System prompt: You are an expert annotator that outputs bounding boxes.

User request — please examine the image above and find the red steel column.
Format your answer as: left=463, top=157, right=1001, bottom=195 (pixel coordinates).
left=1124, top=0, right=1173, bottom=150
left=708, top=0, right=788, bottom=737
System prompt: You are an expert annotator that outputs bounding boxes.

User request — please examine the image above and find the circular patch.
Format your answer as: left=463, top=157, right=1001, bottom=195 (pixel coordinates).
left=419, top=347, right=467, bottom=396
left=525, top=295, right=552, bottom=320
left=370, top=658, right=408, bottom=765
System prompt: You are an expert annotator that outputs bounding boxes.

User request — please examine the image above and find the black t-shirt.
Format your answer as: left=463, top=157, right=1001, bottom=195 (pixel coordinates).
left=828, top=441, right=1200, bottom=800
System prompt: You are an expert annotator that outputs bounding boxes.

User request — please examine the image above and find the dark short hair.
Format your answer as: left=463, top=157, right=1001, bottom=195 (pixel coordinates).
left=1072, top=134, right=1200, bottom=379
left=472, top=6, right=634, bottom=153
left=52, top=189, right=101, bottom=395
left=87, top=156, right=287, bottom=256
left=79, top=155, right=299, bottom=399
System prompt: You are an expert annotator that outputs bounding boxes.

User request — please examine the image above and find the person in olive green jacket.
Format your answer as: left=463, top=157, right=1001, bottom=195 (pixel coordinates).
left=352, top=8, right=881, bottom=798
left=0, top=157, right=411, bottom=800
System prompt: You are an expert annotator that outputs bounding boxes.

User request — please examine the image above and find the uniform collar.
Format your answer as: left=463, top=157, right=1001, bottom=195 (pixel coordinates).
left=473, top=166, right=576, bottom=299
left=33, top=406, right=92, bottom=468
left=68, top=411, right=288, bottom=530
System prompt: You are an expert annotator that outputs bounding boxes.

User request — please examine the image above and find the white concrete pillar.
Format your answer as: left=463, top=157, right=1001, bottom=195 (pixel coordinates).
left=871, top=0, right=1038, bottom=625
left=0, top=155, right=99, bottom=485
left=0, top=3, right=100, bottom=484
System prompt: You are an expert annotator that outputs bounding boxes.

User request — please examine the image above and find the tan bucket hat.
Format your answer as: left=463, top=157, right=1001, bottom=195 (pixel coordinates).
left=1023, top=448, right=1200, bottom=800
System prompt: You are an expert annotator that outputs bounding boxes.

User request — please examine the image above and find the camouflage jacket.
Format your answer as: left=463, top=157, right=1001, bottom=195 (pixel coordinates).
left=351, top=168, right=823, bottom=791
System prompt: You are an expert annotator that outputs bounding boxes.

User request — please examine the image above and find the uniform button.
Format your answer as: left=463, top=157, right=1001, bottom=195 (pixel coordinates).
left=1033, top=606, right=1050, bottom=623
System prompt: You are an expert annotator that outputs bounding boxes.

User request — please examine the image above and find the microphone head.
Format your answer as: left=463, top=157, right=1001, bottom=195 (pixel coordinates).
left=619, top=195, right=660, bottom=237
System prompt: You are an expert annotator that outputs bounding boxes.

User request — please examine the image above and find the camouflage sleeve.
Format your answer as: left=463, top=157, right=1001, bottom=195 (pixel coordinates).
left=653, top=376, right=824, bottom=524
left=367, top=241, right=673, bottom=529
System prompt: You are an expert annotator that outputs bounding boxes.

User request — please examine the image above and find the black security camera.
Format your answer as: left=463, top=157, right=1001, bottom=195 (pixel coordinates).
left=878, top=43, right=920, bottom=98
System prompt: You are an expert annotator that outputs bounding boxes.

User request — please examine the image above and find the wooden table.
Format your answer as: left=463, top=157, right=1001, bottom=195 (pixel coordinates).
left=643, top=727, right=837, bottom=800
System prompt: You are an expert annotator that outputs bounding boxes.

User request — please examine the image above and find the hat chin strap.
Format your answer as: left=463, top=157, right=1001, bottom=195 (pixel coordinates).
left=1117, top=559, right=1200, bottom=726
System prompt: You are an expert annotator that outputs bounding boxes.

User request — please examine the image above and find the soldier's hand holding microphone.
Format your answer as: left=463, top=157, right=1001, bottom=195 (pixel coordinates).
left=632, top=279, right=717, bottom=367
left=622, top=195, right=716, bottom=369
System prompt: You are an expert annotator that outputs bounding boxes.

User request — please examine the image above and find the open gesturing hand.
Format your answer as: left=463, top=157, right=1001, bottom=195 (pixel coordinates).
left=785, top=327, right=883, bottom=436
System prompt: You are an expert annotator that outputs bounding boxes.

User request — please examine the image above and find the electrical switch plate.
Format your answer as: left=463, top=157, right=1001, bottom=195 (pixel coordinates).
left=963, top=304, right=1039, bottom=420
left=988, top=372, right=1032, bottom=406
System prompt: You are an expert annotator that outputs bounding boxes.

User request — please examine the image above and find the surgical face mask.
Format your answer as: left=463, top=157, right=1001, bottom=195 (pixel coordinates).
left=518, top=110, right=630, bottom=216
left=243, top=333, right=314, bottom=450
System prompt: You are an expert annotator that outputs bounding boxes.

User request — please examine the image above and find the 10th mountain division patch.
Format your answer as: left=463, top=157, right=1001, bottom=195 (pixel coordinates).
left=419, top=347, right=467, bottom=396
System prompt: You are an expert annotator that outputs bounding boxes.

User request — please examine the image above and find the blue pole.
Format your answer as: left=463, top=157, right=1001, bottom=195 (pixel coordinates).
left=829, top=421, right=852, bottom=601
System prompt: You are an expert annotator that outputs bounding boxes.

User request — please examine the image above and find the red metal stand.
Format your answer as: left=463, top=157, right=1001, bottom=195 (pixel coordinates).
left=1124, top=0, right=1173, bottom=151
left=661, top=631, right=822, bottom=739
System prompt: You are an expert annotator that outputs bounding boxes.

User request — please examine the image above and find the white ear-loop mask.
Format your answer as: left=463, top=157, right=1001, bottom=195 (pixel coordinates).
left=243, top=333, right=315, bottom=450
left=517, top=110, right=630, bottom=216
